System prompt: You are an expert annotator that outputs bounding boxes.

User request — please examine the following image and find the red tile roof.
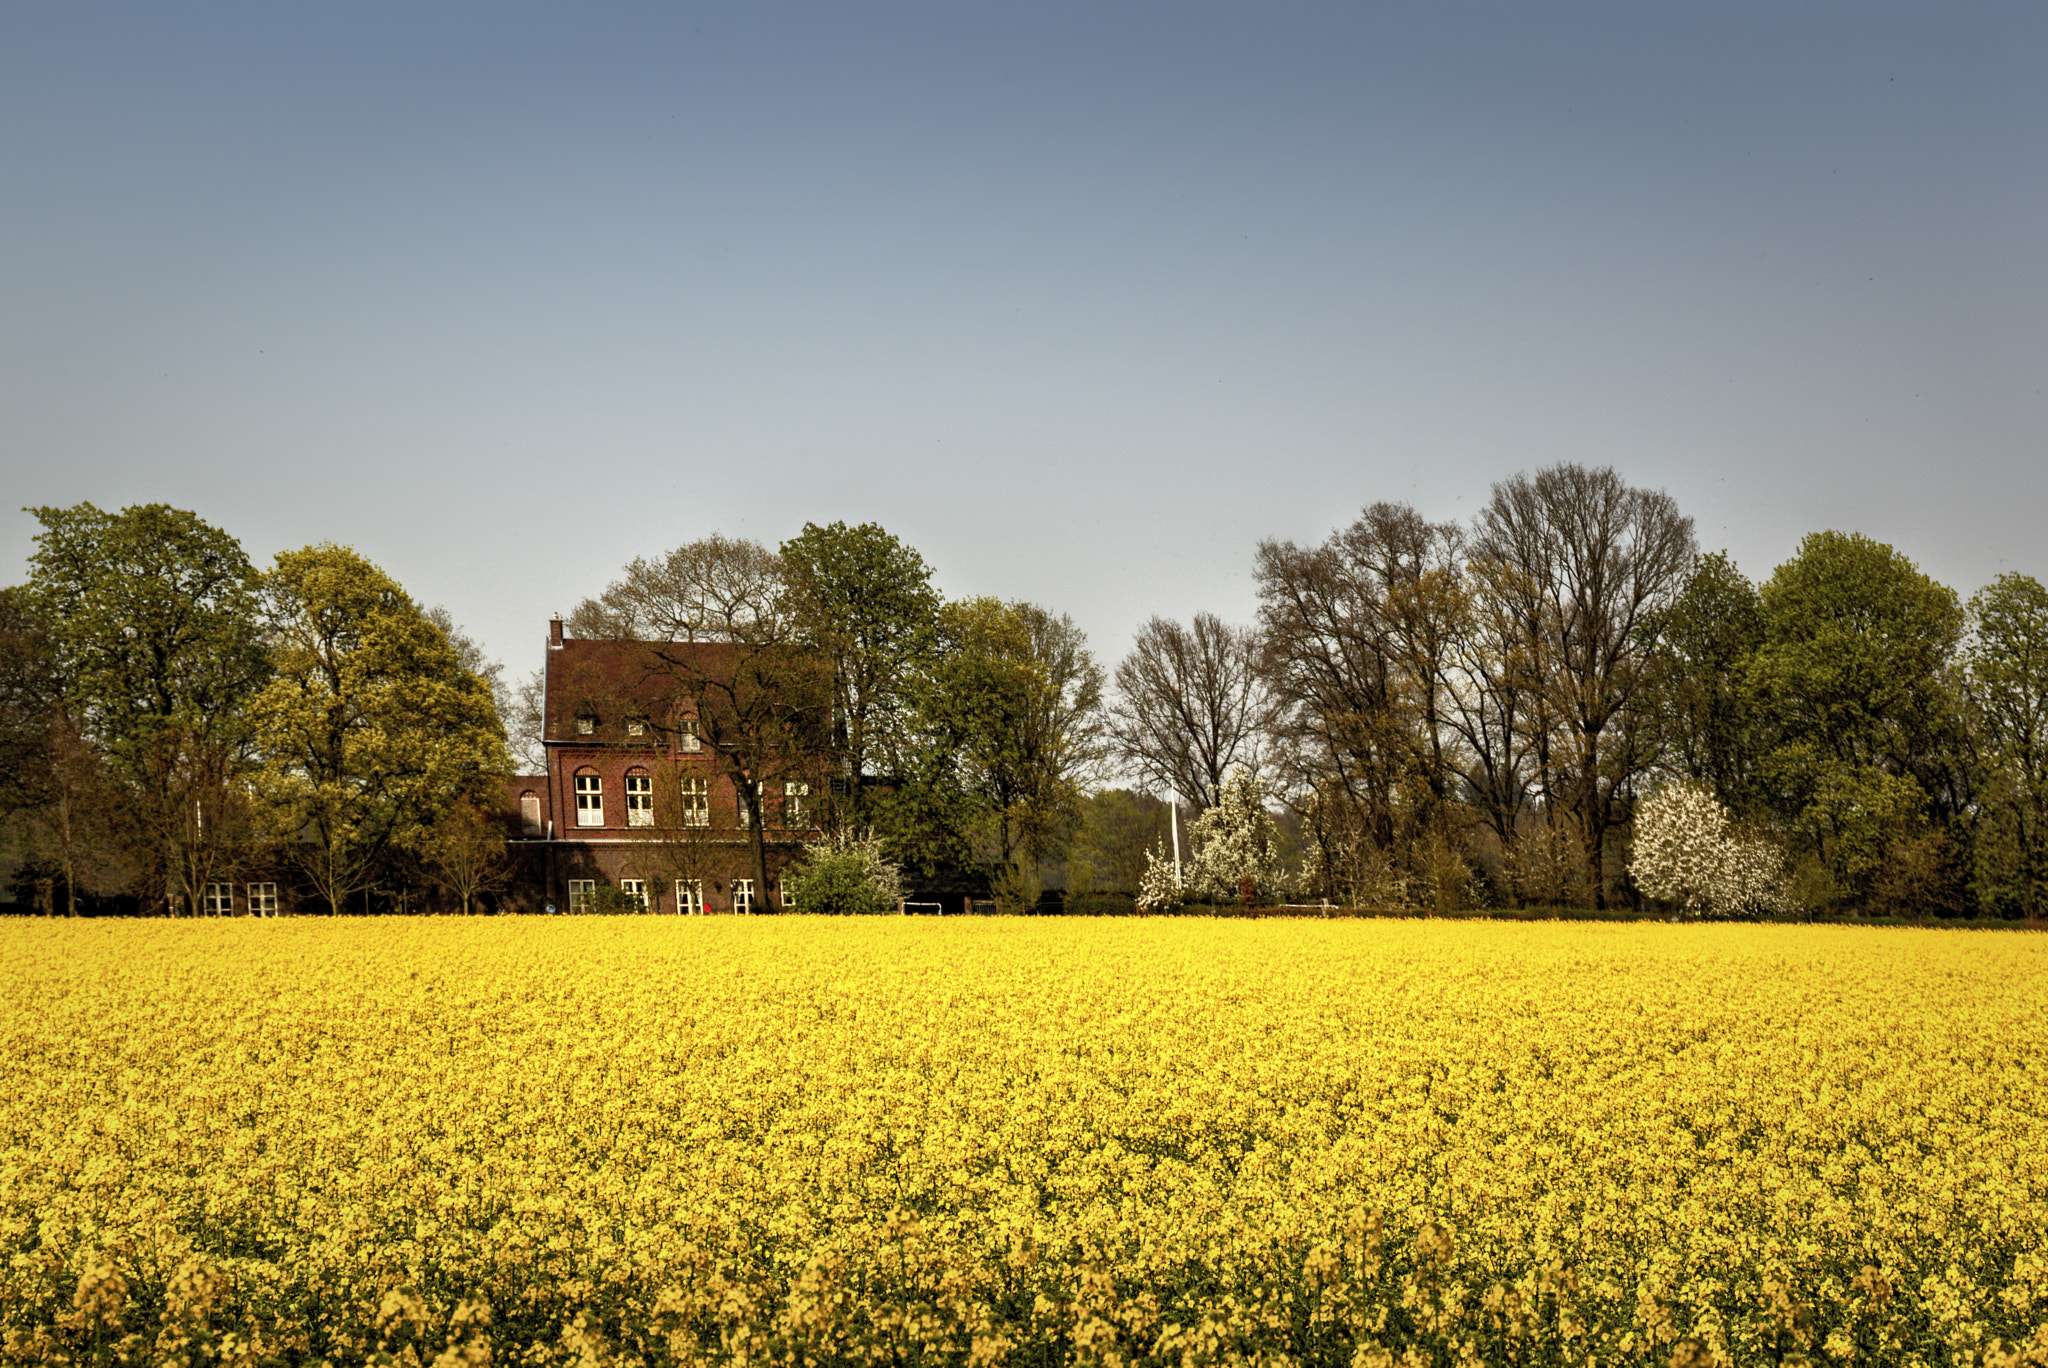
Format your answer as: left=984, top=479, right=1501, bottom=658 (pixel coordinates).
left=543, top=637, right=739, bottom=744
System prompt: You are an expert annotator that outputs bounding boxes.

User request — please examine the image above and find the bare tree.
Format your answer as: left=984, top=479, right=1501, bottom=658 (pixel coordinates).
left=1467, top=464, right=1695, bottom=904
left=1255, top=503, right=1467, bottom=896
left=420, top=799, right=512, bottom=914
left=508, top=668, right=548, bottom=774
left=1108, top=613, right=1269, bottom=812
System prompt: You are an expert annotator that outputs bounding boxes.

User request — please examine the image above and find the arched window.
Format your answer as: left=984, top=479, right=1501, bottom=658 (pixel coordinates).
left=574, top=769, right=603, bottom=827
left=679, top=775, right=710, bottom=826
left=625, top=769, right=653, bottom=826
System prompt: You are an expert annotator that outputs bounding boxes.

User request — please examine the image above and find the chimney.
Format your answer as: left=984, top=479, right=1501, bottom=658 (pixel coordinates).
left=549, top=615, right=564, bottom=649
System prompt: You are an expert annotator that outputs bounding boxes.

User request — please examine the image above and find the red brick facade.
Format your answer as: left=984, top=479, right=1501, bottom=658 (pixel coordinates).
left=505, top=618, right=820, bottom=914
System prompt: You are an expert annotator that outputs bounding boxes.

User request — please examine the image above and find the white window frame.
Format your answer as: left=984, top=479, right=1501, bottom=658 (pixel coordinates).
left=678, top=716, right=702, bottom=753
left=679, top=776, right=710, bottom=827
left=575, top=772, right=603, bottom=827
left=203, top=883, right=233, bottom=916
left=576, top=714, right=595, bottom=735
left=619, top=879, right=647, bottom=912
left=625, top=773, right=654, bottom=827
left=785, top=780, right=810, bottom=828
left=567, top=879, right=595, bottom=915
left=626, top=717, right=645, bottom=738
left=732, top=878, right=754, bottom=914
left=781, top=881, right=797, bottom=911
left=247, top=883, right=278, bottom=917
left=675, top=879, right=703, bottom=915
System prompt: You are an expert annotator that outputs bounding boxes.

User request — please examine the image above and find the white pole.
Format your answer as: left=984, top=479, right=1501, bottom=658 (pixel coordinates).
left=1170, top=800, right=1183, bottom=889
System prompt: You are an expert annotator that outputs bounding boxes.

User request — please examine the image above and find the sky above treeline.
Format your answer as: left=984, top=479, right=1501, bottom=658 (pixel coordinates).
left=4, top=2, right=2044, bottom=694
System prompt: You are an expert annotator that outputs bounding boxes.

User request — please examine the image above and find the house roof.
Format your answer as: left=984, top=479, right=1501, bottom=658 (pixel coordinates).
left=543, top=636, right=738, bottom=744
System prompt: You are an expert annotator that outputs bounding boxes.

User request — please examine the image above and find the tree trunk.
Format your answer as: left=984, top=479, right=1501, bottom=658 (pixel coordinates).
left=748, top=783, right=770, bottom=913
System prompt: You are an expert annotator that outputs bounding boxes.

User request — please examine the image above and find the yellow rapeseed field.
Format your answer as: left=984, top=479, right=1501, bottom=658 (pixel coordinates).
left=3, top=918, right=2045, bottom=1368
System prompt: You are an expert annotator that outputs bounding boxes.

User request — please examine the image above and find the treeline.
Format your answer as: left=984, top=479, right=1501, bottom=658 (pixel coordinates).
left=0, top=504, right=509, bottom=915
left=8, top=466, right=2045, bottom=919
left=1138, top=465, right=2045, bottom=918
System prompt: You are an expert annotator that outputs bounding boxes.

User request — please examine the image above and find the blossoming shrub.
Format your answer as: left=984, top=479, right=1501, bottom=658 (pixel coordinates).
left=3, top=918, right=2045, bottom=1367
left=1631, top=780, right=1792, bottom=916
left=783, top=830, right=904, bottom=914
left=1134, top=839, right=1182, bottom=913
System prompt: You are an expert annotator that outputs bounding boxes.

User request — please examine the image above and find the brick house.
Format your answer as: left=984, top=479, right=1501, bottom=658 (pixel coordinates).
left=505, top=617, right=823, bottom=914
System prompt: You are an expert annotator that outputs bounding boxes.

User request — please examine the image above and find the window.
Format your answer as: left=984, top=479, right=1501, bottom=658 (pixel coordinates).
left=575, top=771, right=603, bottom=827
left=780, top=882, right=796, bottom=911
left=202, top=883, right=233, bottom=916
left=679, top=776, right=709, bottom=827
left=785, top=781, right=811, bottom=827
left=619, top=879, right=647, bottom=912
left=247, top=883, right=278, bottom=917
left=675, top=879, right=704, bottom=915
left=732, top=878, right=754, bottom=914
left=576, top=713, right=595, bottom=736
left=737, top=790, right=756, bottom=830
left=567, top=879, right=595, bottom=914
left=519, top=792, right=543, bottom=838
left=678, top=716, right=702, bottom=753
left=625, top=772, right=653, bottom=826
left=626, top=717, right=645, bottom=737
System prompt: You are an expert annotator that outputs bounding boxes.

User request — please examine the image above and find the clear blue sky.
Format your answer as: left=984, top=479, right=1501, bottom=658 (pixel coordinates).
left=4, top=2, right=2043, bottom=696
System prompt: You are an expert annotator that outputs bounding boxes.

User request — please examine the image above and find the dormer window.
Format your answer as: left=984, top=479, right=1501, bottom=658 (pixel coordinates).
left=626, top=717, right=645, bottom=738
left=576, top=712, right=596, bottom=736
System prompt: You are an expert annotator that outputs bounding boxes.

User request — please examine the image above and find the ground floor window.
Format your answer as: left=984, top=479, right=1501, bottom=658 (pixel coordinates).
left=246, top=883, right=277, bottom=917
left=676, top=879, right=703, bottom=915
left=202, top=883, right=233, bottom=916
left=619, top=878, right=647, bottom=911
left=732, top=878, right=754, bottom=914
left=567, top=879, right=595, bottom=915
left=780, top=881, right=796, bottom=910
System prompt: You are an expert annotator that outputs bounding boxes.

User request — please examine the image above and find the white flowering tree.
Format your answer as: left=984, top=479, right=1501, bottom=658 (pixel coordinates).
left=783, top=829, right=904, bottom=915
left=1630, top=781, right=1790, bottom=917
left=1135, top=839, right=1183, bottom=914
left=1188, top=768, right=1284, bottom=904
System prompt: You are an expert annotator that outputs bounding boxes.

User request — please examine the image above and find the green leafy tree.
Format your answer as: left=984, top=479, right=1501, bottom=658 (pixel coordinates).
left=0, top=586, right=61, bottom=824
left=1964, top=573, right=2048, bottom=917
left=889, top=598, right=1104, bottom=900
left=251, top=545, right=509, bottom=915
left=1749, top=532, right=1969, bottom=909
left=1650, top=552, right=1768, bottom=812
left=23, top=503, right=269, bottom=914
left=0, top=586, right=137, bottom=914
left=1059, top=788, right=1171, bottom=895
left=779, top=522, right=941, bottom=826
